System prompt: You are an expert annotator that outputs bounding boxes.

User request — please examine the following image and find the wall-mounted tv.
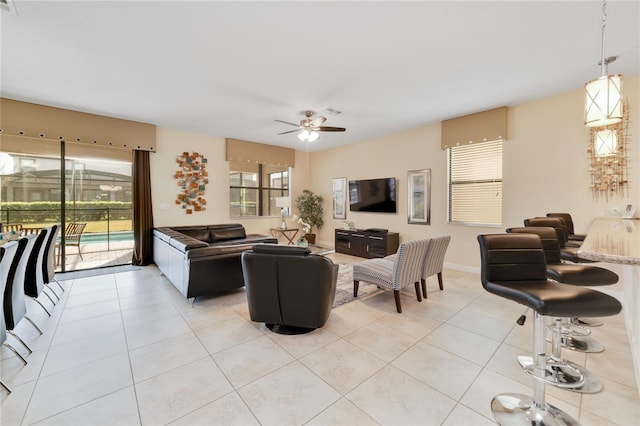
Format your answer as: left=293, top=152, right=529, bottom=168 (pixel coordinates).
left=349, top=177, right=397, bottom=213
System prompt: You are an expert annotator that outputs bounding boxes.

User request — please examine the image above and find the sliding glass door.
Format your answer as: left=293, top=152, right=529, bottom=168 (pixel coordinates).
left=0, top=140, right=133, bottom=271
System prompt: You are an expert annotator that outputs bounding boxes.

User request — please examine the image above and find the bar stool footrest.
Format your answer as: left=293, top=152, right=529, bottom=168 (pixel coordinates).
left=518, top=356, right=584, bottom=388
left=560, top=335, right=605, bottom=353
left=518, top=355, right=603, bottom=393
left=491, top=393, right=580, bottom=426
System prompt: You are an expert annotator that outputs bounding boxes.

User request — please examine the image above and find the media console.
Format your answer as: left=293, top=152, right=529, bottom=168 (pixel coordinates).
left=335, top=229, right=400, bottom=259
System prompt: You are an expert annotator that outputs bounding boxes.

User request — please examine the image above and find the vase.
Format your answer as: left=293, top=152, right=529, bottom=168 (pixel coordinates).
left=304, top=233, right=316, bottom=244
left=297, top=239, right=308, bottom=247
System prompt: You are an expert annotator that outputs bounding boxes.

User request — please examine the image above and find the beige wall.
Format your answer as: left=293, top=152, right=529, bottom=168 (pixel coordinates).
left=149, top=127, right=310, bottom=236
left=149, top=77, right=638, bottom=269
left=309, top=77, right=639, bottom=270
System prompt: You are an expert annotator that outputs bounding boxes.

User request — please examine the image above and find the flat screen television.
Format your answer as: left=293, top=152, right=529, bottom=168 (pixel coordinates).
left=349, top=177, right=397, bottom=213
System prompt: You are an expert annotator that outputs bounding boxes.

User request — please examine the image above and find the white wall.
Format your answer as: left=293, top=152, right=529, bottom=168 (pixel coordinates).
left=149, top=78, right=639, bottom=269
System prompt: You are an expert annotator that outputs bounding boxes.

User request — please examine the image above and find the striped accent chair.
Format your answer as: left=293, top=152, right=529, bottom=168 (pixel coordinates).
left=353, top=239, right=428, bottom=313
left=419, top=235, right=450, bottom=298
left=385, top=235, right=451, bottom=299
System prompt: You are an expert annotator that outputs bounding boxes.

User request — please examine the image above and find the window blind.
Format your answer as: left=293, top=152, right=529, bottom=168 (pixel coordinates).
left=448, top=140, right=502, bottom=226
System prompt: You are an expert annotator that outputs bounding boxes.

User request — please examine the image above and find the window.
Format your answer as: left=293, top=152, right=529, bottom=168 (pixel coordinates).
left=447, top=140, right=502, bottom=226
left=229, top=163, right=289, bottom=218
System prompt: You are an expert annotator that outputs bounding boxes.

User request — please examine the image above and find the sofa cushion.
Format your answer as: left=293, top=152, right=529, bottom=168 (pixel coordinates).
left=187, top=243, right=256, bottom=259
left=208, top=235, right=276, bottom=247
left=210, top=227, right=246, bottom=242
left=178, top=227, right=211, bottom=243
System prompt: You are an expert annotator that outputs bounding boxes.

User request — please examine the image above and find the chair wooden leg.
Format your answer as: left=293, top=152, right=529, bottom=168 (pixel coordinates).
left=393, top=290, right=402, bottom=313
left=414, top=282, right=422, bottom=302
left=437, top=272, right=444, bottom=290
left=421, top=278, right=427, bottom=299
left=353, top=280, right=359, bottom=297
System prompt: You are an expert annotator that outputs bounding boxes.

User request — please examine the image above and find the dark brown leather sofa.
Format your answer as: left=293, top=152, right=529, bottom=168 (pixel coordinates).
left=153, top=224, right=277, bottom=299
left=241, top=244, right=338, bottom=334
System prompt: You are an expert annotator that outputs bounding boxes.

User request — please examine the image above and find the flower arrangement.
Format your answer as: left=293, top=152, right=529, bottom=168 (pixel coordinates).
left=292, top=215, right=311, bottom=237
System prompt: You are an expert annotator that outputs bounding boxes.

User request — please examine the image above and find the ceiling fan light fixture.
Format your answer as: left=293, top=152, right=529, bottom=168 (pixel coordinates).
left=298, top=130, right=310, bottom=141
left=307, top=131, right=319, bottom=142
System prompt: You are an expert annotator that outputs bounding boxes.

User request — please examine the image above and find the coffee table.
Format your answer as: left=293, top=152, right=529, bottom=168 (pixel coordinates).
left=308, top=244, right=335, bottom=256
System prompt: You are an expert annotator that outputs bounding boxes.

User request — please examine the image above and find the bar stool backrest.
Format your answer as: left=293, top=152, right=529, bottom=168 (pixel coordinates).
left=506, top=227, right=562, bottom=264
left=478, top=233, right=547, bottom=286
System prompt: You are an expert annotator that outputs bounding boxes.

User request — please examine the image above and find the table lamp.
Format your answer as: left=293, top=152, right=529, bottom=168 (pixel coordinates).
left=275, top=197, right=290, bottom=230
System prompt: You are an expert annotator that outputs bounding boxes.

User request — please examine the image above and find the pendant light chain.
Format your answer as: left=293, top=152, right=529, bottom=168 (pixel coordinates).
left=600, top=0, right=608, bottom=76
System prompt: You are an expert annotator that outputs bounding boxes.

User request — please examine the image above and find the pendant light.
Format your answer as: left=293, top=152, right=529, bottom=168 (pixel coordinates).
left=584, top=0, right=623, bottom=128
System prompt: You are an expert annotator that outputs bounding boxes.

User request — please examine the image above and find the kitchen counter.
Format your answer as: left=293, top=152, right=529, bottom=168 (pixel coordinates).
left=579, top=217, right=640, bottom=396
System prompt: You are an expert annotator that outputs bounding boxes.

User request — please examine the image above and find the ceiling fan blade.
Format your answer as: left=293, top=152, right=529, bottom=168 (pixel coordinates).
left=274, top=119, right=300, bottom=128
left=310, top=116, right=327, bottom=127
left=316, top=126, right=346, bottom=132
left=277, top=129, right=300, bottom=135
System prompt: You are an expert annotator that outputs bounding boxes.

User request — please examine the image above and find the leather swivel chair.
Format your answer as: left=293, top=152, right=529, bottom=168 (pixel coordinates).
left=241, top=244, right=338, bottom=334
left=477, top=233, right=621, bottom=425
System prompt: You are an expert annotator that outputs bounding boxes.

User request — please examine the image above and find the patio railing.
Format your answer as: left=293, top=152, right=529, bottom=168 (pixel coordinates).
left=1, top=207, right=133, bottom=251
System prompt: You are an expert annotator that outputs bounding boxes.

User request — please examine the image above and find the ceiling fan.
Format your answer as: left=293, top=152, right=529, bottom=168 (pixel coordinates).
left=275, top=111, right=346, bottom=142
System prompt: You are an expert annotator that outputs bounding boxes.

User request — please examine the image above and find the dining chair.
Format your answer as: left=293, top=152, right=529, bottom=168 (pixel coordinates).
left=24, top=228, right=55, bottom=316
left=1, top=243, right=30, bottom=394
left=4, top=236, right=43, bottom=354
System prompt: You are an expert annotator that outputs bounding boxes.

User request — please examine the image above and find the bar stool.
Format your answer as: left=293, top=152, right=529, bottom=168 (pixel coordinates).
left=507, top=226, right=618, bottom=392
left=477, top=233, right=621, bottom=425
left=525, top=218, right=610, bottom=331
left=524, top=217, right=593, bottom=263
left=546, top=213, right=586, bottom=242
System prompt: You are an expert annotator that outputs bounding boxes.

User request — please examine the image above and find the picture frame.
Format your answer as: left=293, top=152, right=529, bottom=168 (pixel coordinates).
left=407, top=169, right=431, bottom=225
left=622, top=204, right=635, bottom=219
left=332, top=177, right=347, bottom=220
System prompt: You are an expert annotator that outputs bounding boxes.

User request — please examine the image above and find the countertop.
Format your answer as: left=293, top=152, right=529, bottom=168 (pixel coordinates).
left=579, top=217, right=640, bottom=397
left=577, top=217, right=640, bottom=265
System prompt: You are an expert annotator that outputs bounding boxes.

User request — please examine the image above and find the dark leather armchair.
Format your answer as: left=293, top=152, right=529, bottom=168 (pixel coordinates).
left=241, top=245, right=338, bottom=334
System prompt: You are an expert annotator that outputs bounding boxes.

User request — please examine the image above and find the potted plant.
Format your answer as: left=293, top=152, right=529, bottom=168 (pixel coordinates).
left=295, top=189, right=324, bottom=244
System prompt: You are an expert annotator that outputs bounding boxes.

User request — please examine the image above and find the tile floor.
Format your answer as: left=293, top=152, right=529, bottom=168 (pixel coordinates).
left=1, top=252, right=639, bottom=425
left=58, top=240, right=134, bottom=272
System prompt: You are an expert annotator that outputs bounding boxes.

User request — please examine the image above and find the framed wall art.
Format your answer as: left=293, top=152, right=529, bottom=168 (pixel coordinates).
left=407, top=169, right=430, bottom=225
left=332, top=177, right=347, bottom=220
left=174, top=151, right=208, bottom=214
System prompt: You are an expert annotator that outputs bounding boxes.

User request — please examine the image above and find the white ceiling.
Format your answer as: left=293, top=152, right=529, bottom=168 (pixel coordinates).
left=1, top=1, right=639, bottom=152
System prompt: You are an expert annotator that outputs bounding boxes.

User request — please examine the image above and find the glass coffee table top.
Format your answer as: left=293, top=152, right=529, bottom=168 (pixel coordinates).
left=307, top=244, right=335, bottom=256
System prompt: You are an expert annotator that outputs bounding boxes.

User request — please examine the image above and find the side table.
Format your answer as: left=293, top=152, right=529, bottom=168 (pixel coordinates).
left=270, top=228, right=299, bottom=245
